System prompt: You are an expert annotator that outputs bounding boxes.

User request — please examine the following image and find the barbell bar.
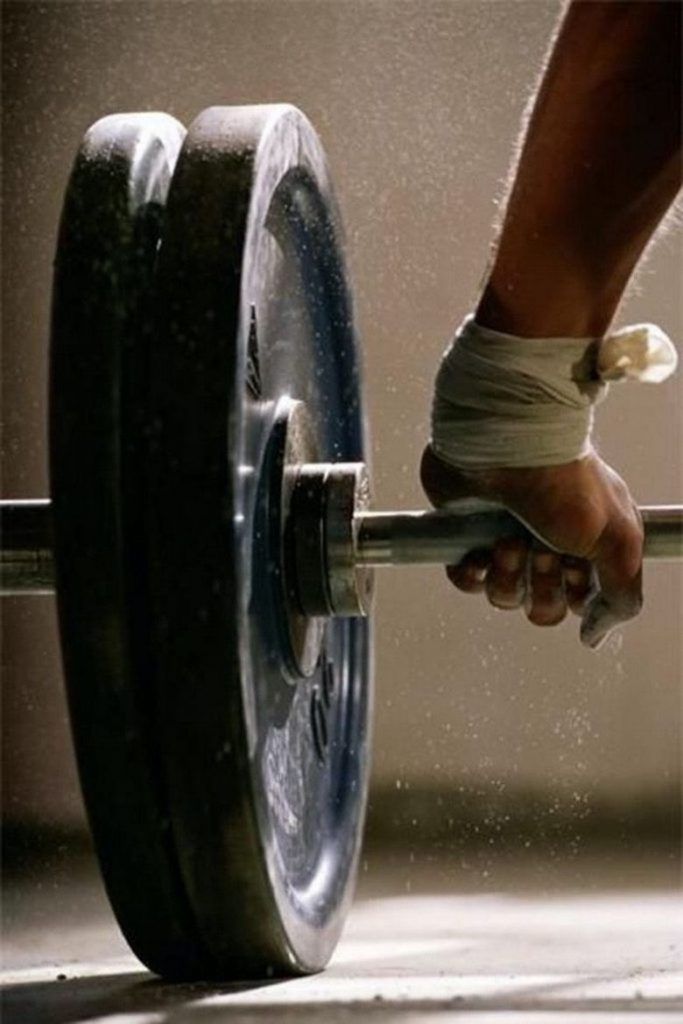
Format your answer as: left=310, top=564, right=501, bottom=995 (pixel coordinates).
left=357, top=505, right=683, bottom=564
left=2, top=495, right=681, bottom=599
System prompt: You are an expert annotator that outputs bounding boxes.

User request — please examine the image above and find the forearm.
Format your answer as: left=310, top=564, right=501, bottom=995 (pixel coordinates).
left=477, top=0, right=682, bottom=338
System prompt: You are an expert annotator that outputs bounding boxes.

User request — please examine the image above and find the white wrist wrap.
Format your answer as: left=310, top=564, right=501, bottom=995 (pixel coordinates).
left=430, top=316, right=677, bottom=469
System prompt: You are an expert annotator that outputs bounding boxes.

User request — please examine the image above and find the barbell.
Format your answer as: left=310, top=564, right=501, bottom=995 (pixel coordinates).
left=2, top=105, right=681, bottom=981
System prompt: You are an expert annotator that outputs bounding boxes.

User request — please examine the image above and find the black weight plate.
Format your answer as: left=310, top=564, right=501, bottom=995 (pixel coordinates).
left=148, top=105, right=373, bottom=976
left=50, top=113, right=221, bottom=977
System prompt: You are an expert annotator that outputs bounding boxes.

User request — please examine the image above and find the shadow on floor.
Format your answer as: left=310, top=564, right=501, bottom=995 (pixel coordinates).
left=4, top=968, right=682, bottom=1024
left=1, top=971, right=285, bottom=1024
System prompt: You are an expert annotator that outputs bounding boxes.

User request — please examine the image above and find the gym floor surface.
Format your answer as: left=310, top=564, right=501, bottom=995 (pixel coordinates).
left=3, top=844, right=681, bottom=1023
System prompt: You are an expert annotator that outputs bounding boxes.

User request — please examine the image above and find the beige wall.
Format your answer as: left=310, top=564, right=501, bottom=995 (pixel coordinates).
left=3, top=0, right=681, bottom=826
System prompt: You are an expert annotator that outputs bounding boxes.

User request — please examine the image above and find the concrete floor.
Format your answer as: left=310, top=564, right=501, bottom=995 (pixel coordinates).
left=2, top=847, right=682, bottom=1023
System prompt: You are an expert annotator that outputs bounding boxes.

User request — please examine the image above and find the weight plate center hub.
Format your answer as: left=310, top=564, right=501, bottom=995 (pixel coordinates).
left=268, top=398, right=375, bottom=677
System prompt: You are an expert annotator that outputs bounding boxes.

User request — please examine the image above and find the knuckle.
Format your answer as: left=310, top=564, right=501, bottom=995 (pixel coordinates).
left=554, top=498, right=606, bottom=554
left=531, top=550, right=561, bottom=576
left=565, top=572, right=590, bottom=593
left=562, top=555, right=591, bottom=584
left=602, top=520, right=644, bottom=573
left=492, top=537, right=527, bottom=574
left=496, top=536, right=528, bottom=556
left=610, top=512, right=644, bottom=547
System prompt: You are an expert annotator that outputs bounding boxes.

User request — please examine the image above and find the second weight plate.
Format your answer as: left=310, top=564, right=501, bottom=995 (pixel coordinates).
left=148, top=105, right=373, bottom=976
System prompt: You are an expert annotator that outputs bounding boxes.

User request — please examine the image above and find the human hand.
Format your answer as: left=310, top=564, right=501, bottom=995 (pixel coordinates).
left=420, top=445, right=643, bottom=648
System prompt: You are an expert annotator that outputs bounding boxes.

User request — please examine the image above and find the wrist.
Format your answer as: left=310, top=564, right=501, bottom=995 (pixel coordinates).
left=430, top=315, right=676, bottom=471
left=431, top=316, right=602, bottom=470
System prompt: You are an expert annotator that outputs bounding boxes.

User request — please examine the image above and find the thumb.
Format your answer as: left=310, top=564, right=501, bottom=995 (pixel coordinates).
left=580, top=515, right=643, bottom=649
